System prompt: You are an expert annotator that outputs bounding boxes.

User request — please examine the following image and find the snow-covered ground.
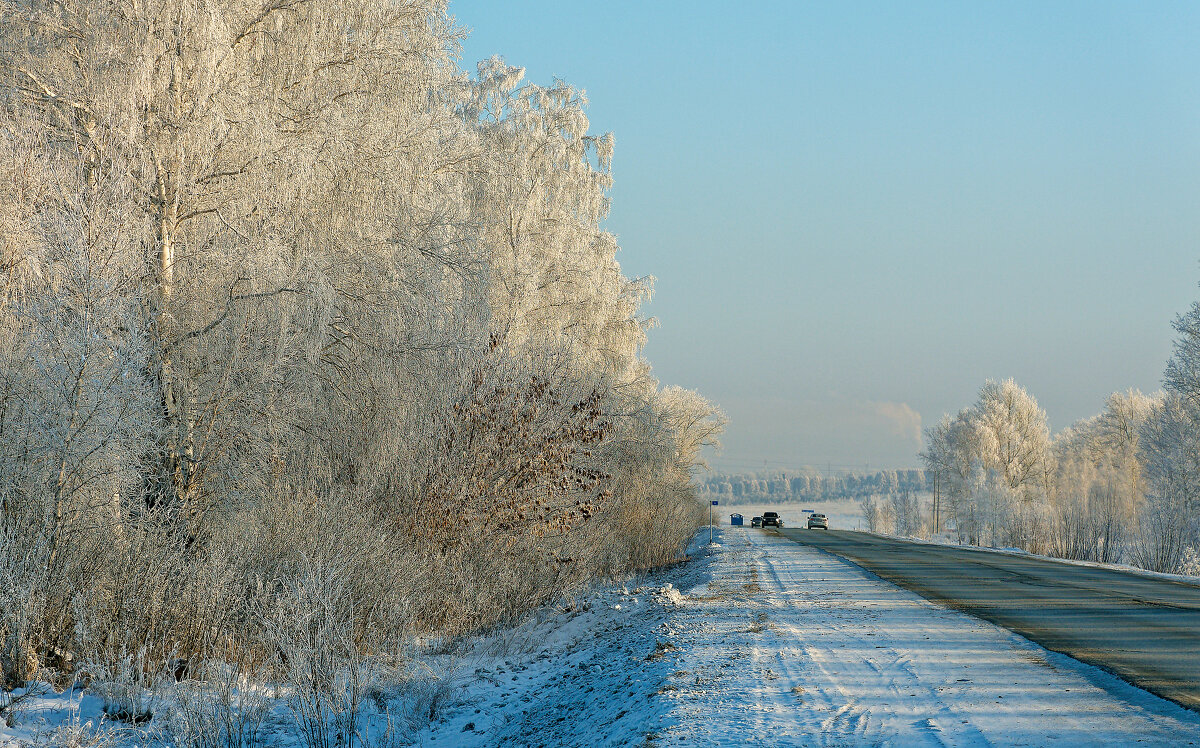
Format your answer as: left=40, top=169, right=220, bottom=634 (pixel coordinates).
left=648, top=527, right=1200, bottom=746
left=6, top=527, right=1200, bottom=747
left=381, top=528, right=1200, bottom=746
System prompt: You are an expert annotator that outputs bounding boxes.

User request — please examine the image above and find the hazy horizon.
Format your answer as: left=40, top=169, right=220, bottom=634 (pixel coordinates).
left=453, top=1, right=1200, bottom=471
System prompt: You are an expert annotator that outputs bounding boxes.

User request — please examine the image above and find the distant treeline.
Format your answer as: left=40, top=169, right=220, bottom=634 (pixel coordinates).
left=699, top=470, right=928, bottom=504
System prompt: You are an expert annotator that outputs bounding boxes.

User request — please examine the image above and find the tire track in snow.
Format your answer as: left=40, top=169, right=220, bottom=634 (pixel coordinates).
left=650, top=527, right=1200, bottom=747
left=743, top=539, right=817, bottom=746
left=749, top=530, right=988, bottom=747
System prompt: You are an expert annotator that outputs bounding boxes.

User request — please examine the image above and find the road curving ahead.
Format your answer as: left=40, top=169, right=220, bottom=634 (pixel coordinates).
left=776, top=528, right=1200, bottom=711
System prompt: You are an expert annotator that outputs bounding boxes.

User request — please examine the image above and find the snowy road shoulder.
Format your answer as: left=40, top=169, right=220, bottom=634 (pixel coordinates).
left=647, top=527, right=1200, bottom=747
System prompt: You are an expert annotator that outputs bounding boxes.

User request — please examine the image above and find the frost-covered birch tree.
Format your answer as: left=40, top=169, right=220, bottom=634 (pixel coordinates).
left=464, top=58, right=647, bottom=371
left=1051, top=390, right=1156, bottom=562
left=1, top=0, right=472, bottom=518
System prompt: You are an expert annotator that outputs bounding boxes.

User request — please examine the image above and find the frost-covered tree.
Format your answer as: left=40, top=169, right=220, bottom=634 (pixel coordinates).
left=1, top=0, right=472, bottom=517
left=464, top=58, right=648, bottom=373
left=1138, top=394, right=1199, bottom=571
left=1138, top=296, right=1200, bottom=571
left=972, top=379, right=1052, bottom=499
left=922, top=380, right=1052, bottom=548
left=921, top=409, right=983, bottom=543
left=1051, top=390, right=1157, bottom=562
left=0, top=0, right=723, bottom=688
left=0, top=125, right=156, bottom=683
left=931, top=376, right=1180, bottom=567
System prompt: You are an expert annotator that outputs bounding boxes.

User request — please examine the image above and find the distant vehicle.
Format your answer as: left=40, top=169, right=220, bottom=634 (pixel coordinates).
left=751, top=516, right=763, bottom=528
left=802, top=509, right=814, bottom=513
left=807, top=513, right=828, bottom=530
left=762, top=511, right=783, bottom=528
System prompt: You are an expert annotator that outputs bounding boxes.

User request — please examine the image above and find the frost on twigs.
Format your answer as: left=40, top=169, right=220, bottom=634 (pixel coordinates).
left=923, top=361, right=1199, bottom=574
left=80, top=649, right=166, bottom=725
left=0, top=0, right=723, bottom=733
left=165, top=662, right=272, bottom=748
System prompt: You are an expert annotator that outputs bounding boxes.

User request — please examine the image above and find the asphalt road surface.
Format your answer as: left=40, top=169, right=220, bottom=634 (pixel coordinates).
left=777, top=528, right=1200, bottom=710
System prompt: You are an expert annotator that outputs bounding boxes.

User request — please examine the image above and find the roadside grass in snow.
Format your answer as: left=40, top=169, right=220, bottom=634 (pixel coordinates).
left=1, top=682, right=50, bottom=729
left=1, top=533, right=718, bottom=748
left=1, top=653, right=482, bottom=748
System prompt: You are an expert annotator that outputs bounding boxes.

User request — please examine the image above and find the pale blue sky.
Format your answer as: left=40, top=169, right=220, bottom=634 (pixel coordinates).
left=451, top=1, right=1200, bottom=472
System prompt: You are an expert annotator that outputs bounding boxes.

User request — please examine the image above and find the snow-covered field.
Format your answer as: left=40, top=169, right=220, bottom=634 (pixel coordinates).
left=5, top=527, right=1200, bottom=747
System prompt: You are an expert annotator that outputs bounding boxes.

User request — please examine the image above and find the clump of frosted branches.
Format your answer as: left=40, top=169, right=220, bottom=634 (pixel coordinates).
left=0, top=0, right=723, bottom=727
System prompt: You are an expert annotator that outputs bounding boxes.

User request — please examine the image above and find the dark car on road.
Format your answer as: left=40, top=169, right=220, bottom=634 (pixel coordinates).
left=807, top=512, right=828, bottom=530
left=751, top=516, right=763, bottom=527
left=761, top=511, right=783, bottom=528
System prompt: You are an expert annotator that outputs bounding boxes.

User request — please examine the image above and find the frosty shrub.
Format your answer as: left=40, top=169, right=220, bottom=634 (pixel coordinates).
left=0, top=681, right=50, bottom=728
left=0, top=520, right=46, bottom=688
left=31, top=717, right=133, bottom=748
left=265, top=552, right=386, bottom=748
left=167, top=663, right=272, bottom=748
left=1131, top=497, right=1191, bottom=574
left=889, top=490, right=923, bottom=537
left=1053, top=494, right=1104, bottom=562
left=80, top=648, right=166, bottom=724
left=375, top=659, right=462, bottom=740
left=862, top=496, right=894, bottom=534
left=1181, top=547, right=1200, bottom=577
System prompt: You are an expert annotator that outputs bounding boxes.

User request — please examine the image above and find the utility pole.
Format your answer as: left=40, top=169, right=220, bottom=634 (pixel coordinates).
left=709, top=500, right=717, bottom=544
left=933, top=470, right=941, bottom=534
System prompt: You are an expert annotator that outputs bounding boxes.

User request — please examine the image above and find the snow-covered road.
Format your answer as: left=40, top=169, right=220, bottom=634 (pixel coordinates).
left=648, top=527, right=1200, bottom=746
